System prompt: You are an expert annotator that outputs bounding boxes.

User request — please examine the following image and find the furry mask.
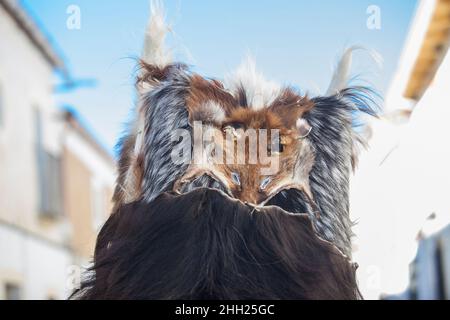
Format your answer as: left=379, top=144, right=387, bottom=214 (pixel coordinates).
left=77, top=2, right=378, bottom=300
left=113, top=62, right=377, bottom=257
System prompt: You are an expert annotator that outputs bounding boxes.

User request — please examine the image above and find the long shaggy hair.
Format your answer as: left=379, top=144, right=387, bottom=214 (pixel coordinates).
left=73, top=189, right=360, bottom=300
left=75, top=2, right=379, bottom=300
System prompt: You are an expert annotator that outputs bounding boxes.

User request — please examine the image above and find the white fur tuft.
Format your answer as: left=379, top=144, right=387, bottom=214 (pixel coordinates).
left=136, top=1, right=172, bottom=151
left=142, top=0, right=172, bottom=67
left=326, top=46, right=383, bottom=96
left=197, top=101, right=226, bottom=124
left=225, top=55, right=281, bottom=110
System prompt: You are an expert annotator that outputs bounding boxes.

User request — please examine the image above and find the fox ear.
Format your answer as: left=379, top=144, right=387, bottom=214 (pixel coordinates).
left=185, top=76, right=236, bottom=126
left=142, top=0, right=172, bottom=68
left=187, top=101, right=226, bottom=126
left=137, top=0, right=174, bottom=92
left=268, top=89, right=314, bottom=129
left=296, top=118, right=313, bottom=139
left=137, top=61, right=174, bottom=91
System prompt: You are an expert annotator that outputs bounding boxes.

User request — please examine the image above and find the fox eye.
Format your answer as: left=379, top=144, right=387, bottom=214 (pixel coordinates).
left=277, top=137, right=285, bottom=153
left=225, top=122, right=244, bottom=130
left=223, top=122, right=244, bottom=134
left=260, top=177, right=272, bottom=190
left=231, top=172, right=241, bottom=186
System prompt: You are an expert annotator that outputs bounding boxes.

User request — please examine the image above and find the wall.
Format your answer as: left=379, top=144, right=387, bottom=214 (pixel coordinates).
left=350, top=0, right=450, bottom=299
left=0, top=3, right=116, bottom=299
left=63, top=124, right=115, bottom=263
left=0, top=4, right=75, bottom=300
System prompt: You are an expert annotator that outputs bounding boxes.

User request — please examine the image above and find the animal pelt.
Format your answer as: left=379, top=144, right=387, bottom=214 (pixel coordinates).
left=72, top=188, right=360, bottom=300
left=80, top=3, right=379, bottom=301
left=113, top=60, right=378, bottom=257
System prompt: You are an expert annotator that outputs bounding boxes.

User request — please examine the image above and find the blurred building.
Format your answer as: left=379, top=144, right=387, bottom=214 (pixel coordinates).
left=0, top=0, right=115, bottom=300
left=408, top=224, right=450, bottom=300
left=351, top=0, right=450, bottom=299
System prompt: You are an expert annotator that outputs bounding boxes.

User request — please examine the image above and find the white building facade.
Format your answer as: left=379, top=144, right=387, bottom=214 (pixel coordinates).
left=0, top=0, right=115, bottom=300
left=351, top=0, right=450, bottom=299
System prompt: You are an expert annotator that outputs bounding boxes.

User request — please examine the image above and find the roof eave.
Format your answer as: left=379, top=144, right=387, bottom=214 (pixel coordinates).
left=0, top=0, right=68, bottom=77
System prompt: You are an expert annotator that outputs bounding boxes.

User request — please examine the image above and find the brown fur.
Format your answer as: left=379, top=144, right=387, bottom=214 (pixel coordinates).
left=119, top=70, right=317, bottom=209
left=220, top=108, right=301, bottom=204
left=186, top=75, right=236, bottom=124
left=112, top=133, right=144, bottom=213
left=177, top=83, right=316, bottom=206
left=268, top=88, right=315, bottom=128
left=137, top=61, right=177, bottom=88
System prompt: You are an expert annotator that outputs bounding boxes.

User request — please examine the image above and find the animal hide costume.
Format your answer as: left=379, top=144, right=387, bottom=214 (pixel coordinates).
left=73, top=2, right=378, bottom=300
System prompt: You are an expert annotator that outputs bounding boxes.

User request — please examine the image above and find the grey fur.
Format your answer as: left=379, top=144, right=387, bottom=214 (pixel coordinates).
left=140, top=65, right=193, bottom=202
left=263, top=87, right=378, bottom=257
left=304, top=87, right=379, bottom=256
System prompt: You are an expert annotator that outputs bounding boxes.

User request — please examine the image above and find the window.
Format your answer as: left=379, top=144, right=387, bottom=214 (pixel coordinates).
left=35, top=109, right=63, bottom=218
left=39, top=151, right=64, bottom=217
left=4, top=283, right=21, bottom=300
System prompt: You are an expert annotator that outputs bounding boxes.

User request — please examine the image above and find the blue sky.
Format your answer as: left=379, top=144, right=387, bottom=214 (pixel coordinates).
left=22, top=0, right=418, bottom=151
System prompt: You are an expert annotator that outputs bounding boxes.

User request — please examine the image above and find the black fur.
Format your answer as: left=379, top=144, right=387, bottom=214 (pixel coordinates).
left=73, top=189, right=360, bottom=300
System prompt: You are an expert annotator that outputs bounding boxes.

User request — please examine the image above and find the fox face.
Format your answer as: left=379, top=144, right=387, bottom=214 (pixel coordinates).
left=173, top=83, right=316, bottom=206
